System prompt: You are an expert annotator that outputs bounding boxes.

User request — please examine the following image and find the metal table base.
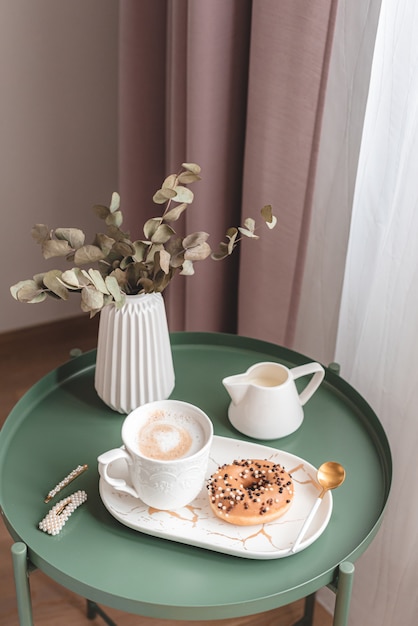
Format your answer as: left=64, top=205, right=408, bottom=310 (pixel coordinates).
left=12, top=541, right=354, bottom=626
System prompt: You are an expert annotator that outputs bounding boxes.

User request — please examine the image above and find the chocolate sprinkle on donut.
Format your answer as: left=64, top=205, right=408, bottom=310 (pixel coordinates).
left=207, top=459, right=294, bottom=526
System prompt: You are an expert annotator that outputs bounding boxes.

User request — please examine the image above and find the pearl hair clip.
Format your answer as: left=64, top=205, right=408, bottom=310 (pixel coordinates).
left=39, top=490, right=88, bottom=536
left=44, top=464, right=88, bottom=503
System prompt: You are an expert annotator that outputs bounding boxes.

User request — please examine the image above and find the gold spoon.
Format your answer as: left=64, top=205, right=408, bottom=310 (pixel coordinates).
left=291, top=461, right=346, bottom=553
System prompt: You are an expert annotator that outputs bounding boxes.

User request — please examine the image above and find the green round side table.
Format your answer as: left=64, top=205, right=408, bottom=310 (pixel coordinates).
left=0, top=332, right=392, bottom=626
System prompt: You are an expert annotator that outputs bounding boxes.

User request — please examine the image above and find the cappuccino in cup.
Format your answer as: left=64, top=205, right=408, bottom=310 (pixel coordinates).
left=98, top=400, right=213, bottom=510
left=137, top=409, right=205, bottom=461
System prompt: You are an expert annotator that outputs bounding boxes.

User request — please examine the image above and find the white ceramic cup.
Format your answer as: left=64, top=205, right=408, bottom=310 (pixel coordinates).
left=98, top=400, right=213, bottom=510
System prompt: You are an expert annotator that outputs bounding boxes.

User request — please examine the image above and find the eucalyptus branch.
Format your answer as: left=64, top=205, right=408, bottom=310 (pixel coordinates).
left=11, top=163, right=277, bottom=316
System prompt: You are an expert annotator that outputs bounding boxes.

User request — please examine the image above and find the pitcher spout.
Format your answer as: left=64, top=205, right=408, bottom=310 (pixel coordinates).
left=222, top=374, right=249, bottom=406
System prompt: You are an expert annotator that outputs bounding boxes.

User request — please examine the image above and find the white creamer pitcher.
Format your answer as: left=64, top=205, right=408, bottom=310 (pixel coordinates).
left=223, top=361, right=325, bottom=439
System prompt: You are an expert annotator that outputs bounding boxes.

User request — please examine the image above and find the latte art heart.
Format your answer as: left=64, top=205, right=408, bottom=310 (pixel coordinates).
left=137, top=409, right=204, bottom=461
left=144, top=423, right=191, bottom=460
left=154, top=425, right=182, bottom=451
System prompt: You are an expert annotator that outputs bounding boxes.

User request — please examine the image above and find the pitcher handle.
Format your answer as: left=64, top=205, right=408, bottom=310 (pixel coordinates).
left=290, top=362, right=325, bottom=406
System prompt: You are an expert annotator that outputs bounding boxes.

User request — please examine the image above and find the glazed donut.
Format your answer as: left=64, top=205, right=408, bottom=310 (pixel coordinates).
left=207, top=459, right=294, bottom=526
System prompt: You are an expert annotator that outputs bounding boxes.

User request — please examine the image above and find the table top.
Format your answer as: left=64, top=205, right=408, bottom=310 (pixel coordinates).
left=0, top=332, right=392, bottom=620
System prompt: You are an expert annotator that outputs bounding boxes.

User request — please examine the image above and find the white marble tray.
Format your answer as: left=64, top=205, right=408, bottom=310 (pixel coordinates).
left=98, top=435, right=332, bottom=559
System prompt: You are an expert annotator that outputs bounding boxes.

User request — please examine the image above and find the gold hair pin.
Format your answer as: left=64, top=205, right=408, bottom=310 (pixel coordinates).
left=39, top=490, right=87, bottom=536
left=44, top=464, right=88, bottom=503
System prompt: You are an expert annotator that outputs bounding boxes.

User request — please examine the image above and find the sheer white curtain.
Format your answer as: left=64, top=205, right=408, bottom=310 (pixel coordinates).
left=335, top=0, right=418, bottom=623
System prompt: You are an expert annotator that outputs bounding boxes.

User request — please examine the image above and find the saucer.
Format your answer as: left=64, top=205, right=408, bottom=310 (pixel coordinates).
left=98, top=435, right=332, bottom=559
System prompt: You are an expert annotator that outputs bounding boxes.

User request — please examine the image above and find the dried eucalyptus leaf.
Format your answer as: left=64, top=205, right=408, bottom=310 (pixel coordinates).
left=87, top=269, right=110, bottom=294
left=42, top=239, right=73, bottom=259
left=105, top=275, right=124, bottom=303
left=226, top=227, right=238, bottom=244
left=181, top=163, right=201, bottom=175
left=153, top=188, right=177, bottom=204
left=113, top=240, right=136, bottom=256
left=10, top=280, right=38, bottom=302
left=238, top=227, right=259, bottom=239
left=261, top=205, right=277, bottom=229
left=151, top=223, right=175, bottom=244
left=74, top=245, right=105, bottom=265
left=109, top=192, right=120, bottom=213
left=55, top=228, right=85, bottom=249
left=143, top=217, right=161, bottom=239
left=158, top=249, right=171, bottom=274
left=173, top=186, right=194, bottom=204
left=26, top=291, right=48, bottom=303
left=106, top=224, right=130, bottom=242
left=177, top=171, right=201, bottom=184
left=211, top=251, right=229, bottom=261
left=81, top=285, right=104, bottom=313
left=162, top=174, right=177, bottom=189
left=33, top=273, right=47, bottom=288
left=110, top=267, right=129, bottom=289
left=113, top=297, right=125, bottom=310
left=143, top=243, right=162, bottom=263
left=118, top=256, right=132, bottom=270
left=261, top=204, right=274, bottom=223
left=124, top=262, right=146, bottom=288
left=266, top=215, right=277, bottom=229
left=153, top=271, right=172, bottom=292
left=180, top=259, right=195, bottom=275
left=211, top=241, right=230, bottom=260
left=23, top=289, right=47, bottom=303
left=226, top=229, right=238, bottom=254
left=43, top=270, right=69, bottom=300
left=105, top=210, right=123, bottom=228
left=168, top=252, right=185, bottom=268
left=165, top=235, right=183, bottom=253
left=165, top=236, right=184, bottom=267
left=182, top=231, right=209, bottom=248
left=184, top=241, right=211, bottom=261
left=94, top=233, right=115, bottom=256
left=163, top=203, right=188, bottom=222
left=243, top=218, right=256, bottom=233
left=138, top=277, right=155, bottom=293
left=132, top=240, right=149, bottom=261
left=151, top=251, right=161, bottom=277
left=93, top=204, right=110, bottom=220
left=60, top=269, right=83, bottom=288
left=31, top=224, right=50, bottom=244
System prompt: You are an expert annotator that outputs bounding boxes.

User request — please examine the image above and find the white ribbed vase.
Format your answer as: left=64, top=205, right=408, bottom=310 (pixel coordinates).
left=94, top=293, right=175, bottom=414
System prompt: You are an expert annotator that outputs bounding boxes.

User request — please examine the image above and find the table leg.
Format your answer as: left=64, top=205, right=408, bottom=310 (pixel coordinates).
left=332, top=561, right=355, bottom=626
left=11, top=542, right=34, bottom=626
left=86, top=599, right=118, bottom=625
left=292, top=592, right=316, bottom=625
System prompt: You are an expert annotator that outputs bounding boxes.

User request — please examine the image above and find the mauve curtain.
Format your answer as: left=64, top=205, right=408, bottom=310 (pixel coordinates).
left=119, top=0, right=337, bottom=346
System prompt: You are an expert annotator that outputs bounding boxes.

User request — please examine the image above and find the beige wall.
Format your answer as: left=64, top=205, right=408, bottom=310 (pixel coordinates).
left=0, top=0, right=119, bottom=333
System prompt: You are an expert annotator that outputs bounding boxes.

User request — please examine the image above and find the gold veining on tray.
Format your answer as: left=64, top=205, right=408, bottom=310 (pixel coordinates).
left=289, top=463, right=319, bottom=489
left=148, top=503, right=203, bottom=527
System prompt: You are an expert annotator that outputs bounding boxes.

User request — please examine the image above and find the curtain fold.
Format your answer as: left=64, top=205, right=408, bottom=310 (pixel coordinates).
left=335, top=0, right=418, bottom=622
left=119, top=0, right=337, bottom=346
left=119, top=1, right=167, bottom=214
left=294, top=0, right=383, bottom=365
left=163, top=0, right=252, bottom=331
left=238, top=0, right=338, bottom=345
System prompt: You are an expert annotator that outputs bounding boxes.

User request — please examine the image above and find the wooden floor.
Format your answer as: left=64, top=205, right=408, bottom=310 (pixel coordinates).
left=0, top=316, right=333, bottom=626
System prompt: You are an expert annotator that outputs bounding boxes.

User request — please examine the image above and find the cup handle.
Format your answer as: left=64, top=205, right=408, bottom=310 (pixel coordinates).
left=290, top=362, right=325, bottom=406
left=97, top=448, right=139, bottom=498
